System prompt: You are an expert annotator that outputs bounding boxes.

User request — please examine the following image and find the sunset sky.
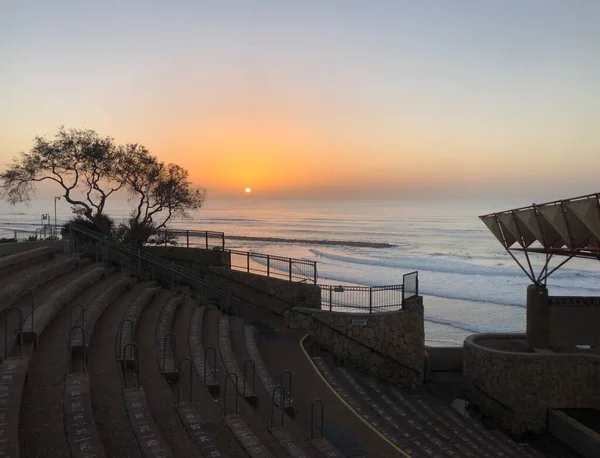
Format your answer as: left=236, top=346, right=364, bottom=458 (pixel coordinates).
left=1, top=1, right=598, bottom=200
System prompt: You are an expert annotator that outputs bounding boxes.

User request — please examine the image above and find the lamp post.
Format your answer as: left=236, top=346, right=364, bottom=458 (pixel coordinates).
left=54, top=197, right=61, bottom=238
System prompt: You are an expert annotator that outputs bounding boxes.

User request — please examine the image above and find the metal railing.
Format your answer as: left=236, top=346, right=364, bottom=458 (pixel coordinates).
left=319, top=271, right=418, bottom=313
left=227, top=249, right=317, bottom=284
left=69, top=225, right=238, bottom=310
left=153, top=229, right=225, bottom=249
left=0, top=226, right=59, bottom=242
left=402, top=271, right=419, bottom=302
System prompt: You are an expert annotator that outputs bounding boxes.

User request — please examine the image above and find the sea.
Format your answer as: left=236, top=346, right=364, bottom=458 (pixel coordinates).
left=2, top=197, right=600, bottom=347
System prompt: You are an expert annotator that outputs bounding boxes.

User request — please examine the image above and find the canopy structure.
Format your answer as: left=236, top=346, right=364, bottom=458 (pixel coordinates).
left=480, top=193, right=600, bottom=283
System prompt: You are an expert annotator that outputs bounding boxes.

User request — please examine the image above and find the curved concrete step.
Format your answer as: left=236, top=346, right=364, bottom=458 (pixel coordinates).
left=360, top=375, right=484, bottom=458
left=244, top=325, right=291, bottom=412
left=64, top=373, right=106, bottom=458
left=89, top=282, right=150, bottom=458
left=0, top=246, right=54, bottom=277
left=136, top=291, right=201, bottom=457
left=21, top=265, right=107, bottom=342
left=124, top=389, right=174, bottom=458
left=176, top=404, right=224, bottom=457
left=69, top=275, right=132, bottom=349
left=312, top=357, right=424, bottom=458
left=225, top=415, right=274, bottom=458
left=0, top=357, right=27, bottom=458
left=398, top=390, right=534, bottom=458
left=19, top=269, right=117, bottom=457
left=219, top=316, right=256, bottom=403
left=189, top=305, right=220, bottom=394
left=0, top=254, right=80, bottom=312
left=116, top=286, right=157, bottom=362
left=155, top=295, right=184, bottom=377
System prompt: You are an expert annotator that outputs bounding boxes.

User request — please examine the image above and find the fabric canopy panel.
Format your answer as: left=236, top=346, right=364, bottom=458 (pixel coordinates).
left=480, top=193, right=600, bottom=254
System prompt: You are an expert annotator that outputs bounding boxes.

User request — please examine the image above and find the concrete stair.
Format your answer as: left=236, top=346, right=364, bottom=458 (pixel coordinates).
left=218, top=315, right=257, bottom=404
left=136, top=291, right=200, bottom=457
left=177, top=299, right=246, bottom=457
left=89, top=282, right=152, bottom=458
left=188, top=305, right=220, bottom=395
left=0, top=243, right=578, bottom=458
left=203, top=308, right=288, bottom=456
left=229, top=318, right=316, bottom=457
left=19, top=267, right=117, bottom=457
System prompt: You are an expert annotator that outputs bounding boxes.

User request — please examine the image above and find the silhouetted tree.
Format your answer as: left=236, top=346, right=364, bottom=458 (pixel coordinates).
left=1, top=126, right=205, bottom=242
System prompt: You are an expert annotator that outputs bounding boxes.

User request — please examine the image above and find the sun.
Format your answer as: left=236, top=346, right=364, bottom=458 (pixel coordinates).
left=245, top=187, right=252, bottom=193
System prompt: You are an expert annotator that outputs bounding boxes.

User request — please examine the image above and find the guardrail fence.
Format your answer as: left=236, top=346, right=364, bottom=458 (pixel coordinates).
left=0, top=226, right=59, bottom=243
left=154, top=229, right=225, bottom=250
left=319, top=271, right=418, bottom=313
left=227, top=249, right=317, bottom=284
left=69, top=225, right=239, bottom=312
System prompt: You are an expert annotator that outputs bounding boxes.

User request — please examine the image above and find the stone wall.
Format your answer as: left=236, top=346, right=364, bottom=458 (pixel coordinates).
left=287, top=296, right=425, bottom=387
left=0, top=240, right=69, bottom=256
left=464, top=333, right=600, bottom=434
left=146, top=246, right=231, bottom=269
left=206, top=268, right=321, bottom=315
left=147, top=246, right=320, bottom=314
left=526, top=284, right=600, bottom=351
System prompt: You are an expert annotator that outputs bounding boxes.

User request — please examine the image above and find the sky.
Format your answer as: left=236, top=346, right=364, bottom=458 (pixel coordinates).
left=0, top=1, right=598, bottom=201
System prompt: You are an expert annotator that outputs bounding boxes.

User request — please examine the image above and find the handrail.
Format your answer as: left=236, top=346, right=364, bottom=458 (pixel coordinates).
left=116, top=318, right=135, bottom=359
left=154, top=229, right=225, bottom=249
left=4, top=306, right=24, bottom=358
left=70, top=303, right=85, bottom=330
left=176, top=357, right=194, bottom=405
left=226, top=248, right=317, bottom=283
left=18, top=288, right=34, bottom=331
left=162, top=332, right=176, bottom=373
left=243, top=359, right=256, bottom=397
left=280, top=371, right=292, bottom=404
left=310, top=399, right=324, bottom=441
left=70, top=225, right=236, bottom=305
left=67, top=325, right=86, bottom=374
left=121, top=342, right=140, bottom=390
left=270, top=385, right=285, bottom=429
left=307, top=315, right=420, bottom=375
left=224, top=372, right=239, bottom=417
left=204, top=346, right=217, bottom=385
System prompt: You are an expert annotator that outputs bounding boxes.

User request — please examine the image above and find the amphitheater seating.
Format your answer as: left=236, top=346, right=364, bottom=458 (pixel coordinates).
left=218, top=315, right=256, bottom=403
left=188, top=305, right=220, bottom=394
left=115, top=286, right=157, bottom=362
left=69, top=275, right=132, bottom=351
left=123, top=389, right=173, bottom=458
left=155, top=295, right=183, bottom=378
left=64, top=372, right=106, bottom=458
left=0, top=242, right=562, bottom=457
left=0, top=358, right=27, bottom=456
left=0, top=255, right=80, bottom=311
left=21, top=265, right=107, bottom=344
left=313, top=354, right=541, bottom=458
left=244, top=325, right=292, bottom=413
left=0, top=246, right=54, bottom=277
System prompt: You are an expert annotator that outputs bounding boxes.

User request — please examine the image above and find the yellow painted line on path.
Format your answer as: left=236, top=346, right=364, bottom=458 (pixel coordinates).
left=299, top=334, right=412, bottom=458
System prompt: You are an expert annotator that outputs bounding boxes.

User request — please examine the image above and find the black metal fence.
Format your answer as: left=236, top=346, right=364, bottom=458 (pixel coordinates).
left=0, top=226, right=59, bottom=242
left=69, top=225, right=240, bottom=311
left=227, top=249, right=317, bottom=284
left=402, top=271, right=419, bottom=302
left=319, top=271, right=418, bottom=313
left=153, top=229, right=225, bottom=250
